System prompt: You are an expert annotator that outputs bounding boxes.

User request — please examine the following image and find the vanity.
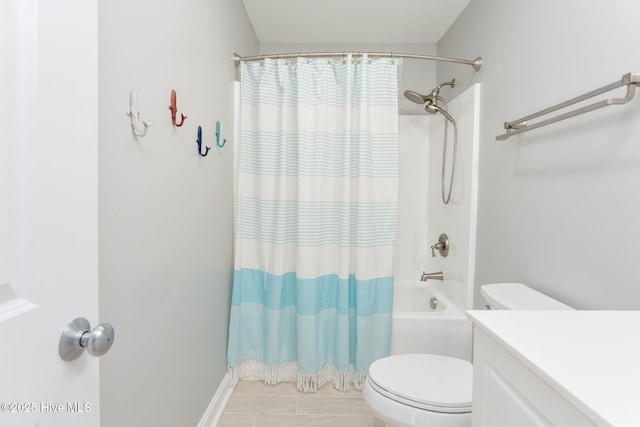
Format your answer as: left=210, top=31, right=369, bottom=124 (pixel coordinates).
left=467, top=311, right=640, bottom=427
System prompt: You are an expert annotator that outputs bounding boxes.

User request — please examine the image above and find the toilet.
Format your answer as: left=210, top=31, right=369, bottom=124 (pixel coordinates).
left=363, top=283, right=573, bottom=427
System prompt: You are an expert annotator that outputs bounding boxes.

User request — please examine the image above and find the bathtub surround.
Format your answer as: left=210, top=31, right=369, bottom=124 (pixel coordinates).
left=425, top=85, right=480, bottom=310
left=391, top=285, right=472, bottom=361
left=98, top=0, right=257, bottom=426
left=229, top=56, right=399, bottom=391
left=396, top=116, right=431, bottom=285
left=395, top=84, right=480, bottom=312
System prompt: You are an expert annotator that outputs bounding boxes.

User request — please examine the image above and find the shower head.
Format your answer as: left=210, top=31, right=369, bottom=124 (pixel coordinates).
left=425, top=102, right=455, bottom=123
left=404, top=91, right=444, bottom=112
left=405, top=78, right=457, bottom=122
left=423, top=99, right=437, bottom=114
left=405, top=79, right=456, bottom=106
left=404, top=90, right=429, bottom=104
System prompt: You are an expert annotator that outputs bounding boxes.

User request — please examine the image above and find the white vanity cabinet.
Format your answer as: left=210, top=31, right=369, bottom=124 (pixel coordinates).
left=471, top=324, right=597, bottom=426
left=467, top=311, right=640, bottom=427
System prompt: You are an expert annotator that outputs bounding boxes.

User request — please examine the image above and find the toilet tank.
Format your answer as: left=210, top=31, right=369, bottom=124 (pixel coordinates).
left=481, top=283, right=573, bottom=310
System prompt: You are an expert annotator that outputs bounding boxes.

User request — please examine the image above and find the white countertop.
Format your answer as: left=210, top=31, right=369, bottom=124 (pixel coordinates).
left=467, top=310, right=640, bottom=427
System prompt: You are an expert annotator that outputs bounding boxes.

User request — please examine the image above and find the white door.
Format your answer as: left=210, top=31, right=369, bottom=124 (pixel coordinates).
left=0, top=1, right=101, bottom=426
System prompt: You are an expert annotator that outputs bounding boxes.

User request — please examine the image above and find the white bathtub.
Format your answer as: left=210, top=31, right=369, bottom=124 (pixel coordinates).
left=391, top=285, right=473, bottom=361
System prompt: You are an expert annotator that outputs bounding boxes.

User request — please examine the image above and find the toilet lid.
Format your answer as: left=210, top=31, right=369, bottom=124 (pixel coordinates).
left=368, top=354, right=472, bottom=413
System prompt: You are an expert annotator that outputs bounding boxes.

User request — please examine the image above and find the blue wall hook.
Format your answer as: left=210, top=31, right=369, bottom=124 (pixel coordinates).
left=215, top=120, right=227, bottom=148
left=196, top=126, right=211, bottom=157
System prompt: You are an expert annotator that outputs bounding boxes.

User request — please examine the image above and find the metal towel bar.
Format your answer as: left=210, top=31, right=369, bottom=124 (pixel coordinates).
left=496, top=72, right=640, bottom=141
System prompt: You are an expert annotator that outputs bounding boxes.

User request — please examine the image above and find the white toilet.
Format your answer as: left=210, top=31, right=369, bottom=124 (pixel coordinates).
left=363, top=283, right=573, bottom=427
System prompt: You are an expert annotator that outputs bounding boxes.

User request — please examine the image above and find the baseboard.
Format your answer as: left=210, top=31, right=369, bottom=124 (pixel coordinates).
left=197, top=372, right=235, bottom=427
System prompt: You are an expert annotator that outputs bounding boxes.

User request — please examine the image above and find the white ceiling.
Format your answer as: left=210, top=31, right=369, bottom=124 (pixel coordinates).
left=241, top=0, right=471, bottom=44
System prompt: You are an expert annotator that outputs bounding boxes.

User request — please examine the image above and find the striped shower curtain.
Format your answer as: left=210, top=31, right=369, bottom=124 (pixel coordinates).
left=228, top=55, right=398, bottom=392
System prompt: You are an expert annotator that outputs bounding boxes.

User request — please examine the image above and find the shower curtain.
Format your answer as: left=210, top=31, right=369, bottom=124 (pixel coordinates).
left=228, top=55, right=398, bottom=392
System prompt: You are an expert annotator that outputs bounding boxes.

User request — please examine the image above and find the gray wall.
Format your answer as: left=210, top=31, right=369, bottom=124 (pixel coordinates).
left=438, top=0, right=640, bottom=309
left=98, top=1, right=257, bottom=425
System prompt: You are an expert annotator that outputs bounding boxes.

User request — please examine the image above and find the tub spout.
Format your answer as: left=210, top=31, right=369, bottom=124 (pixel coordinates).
left=421, top=271, right=445, bottom=282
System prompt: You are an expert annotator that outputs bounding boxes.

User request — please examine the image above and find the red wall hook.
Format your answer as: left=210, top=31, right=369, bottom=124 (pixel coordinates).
left=169, top=89, right=187, bottom=127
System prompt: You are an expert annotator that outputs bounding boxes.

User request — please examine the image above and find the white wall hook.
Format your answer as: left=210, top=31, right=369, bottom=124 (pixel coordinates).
left=127, top=90, right=152, bottom=137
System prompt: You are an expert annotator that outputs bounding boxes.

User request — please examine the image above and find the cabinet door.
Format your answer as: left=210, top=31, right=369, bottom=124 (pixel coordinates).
left=472, top=327, right=598, bottom=427
left=482, top=363, right=552, bottom=426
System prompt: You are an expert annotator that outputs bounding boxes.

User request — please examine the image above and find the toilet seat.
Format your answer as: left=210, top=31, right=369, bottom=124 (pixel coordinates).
left=367, top=354, right=472, bottom=413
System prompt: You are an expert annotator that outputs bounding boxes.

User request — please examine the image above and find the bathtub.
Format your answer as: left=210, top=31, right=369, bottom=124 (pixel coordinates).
left=391, top=284, right=473, bottom=361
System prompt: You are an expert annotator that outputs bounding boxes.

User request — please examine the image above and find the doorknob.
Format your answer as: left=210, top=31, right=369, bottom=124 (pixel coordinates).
left=59, top=317, right=115, bottom=361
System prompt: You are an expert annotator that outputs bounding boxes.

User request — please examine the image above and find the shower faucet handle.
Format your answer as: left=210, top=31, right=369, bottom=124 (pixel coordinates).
left=430, top=233, right=449, bottom=257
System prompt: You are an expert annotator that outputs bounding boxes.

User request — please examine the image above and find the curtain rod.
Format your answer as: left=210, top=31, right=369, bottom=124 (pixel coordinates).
left=233, top=52, right=483, bottom=71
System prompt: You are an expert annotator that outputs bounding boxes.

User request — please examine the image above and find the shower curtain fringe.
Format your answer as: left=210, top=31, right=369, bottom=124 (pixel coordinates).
left=229, top=360, right=367, bottom=392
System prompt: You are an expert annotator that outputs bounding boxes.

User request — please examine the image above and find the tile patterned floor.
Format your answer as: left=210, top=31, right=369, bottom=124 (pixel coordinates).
left=219, top=380, right=385, bottom=427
